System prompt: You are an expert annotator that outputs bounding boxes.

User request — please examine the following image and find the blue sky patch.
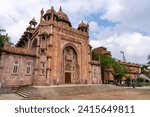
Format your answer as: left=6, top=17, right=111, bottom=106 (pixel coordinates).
left=85, top=13, right=119, bottom=27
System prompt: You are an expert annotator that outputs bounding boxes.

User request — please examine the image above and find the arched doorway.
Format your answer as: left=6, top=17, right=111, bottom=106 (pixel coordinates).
left=63, top=46, right=78, bottom=84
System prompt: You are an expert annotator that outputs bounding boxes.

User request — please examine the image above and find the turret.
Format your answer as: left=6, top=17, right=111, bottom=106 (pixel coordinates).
left=29, top=17, right=37, bottom=29
left=77, top=21, right=89, bottom=33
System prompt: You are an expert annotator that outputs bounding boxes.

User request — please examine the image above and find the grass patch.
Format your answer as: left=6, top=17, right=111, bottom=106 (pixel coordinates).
left=143, top=84, right=150, bottom=86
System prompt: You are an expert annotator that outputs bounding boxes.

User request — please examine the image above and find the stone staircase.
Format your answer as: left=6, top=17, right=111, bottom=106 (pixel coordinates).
left=16, top=87, right=38, bottom=99
left=15, top=84, right=120, bottom=99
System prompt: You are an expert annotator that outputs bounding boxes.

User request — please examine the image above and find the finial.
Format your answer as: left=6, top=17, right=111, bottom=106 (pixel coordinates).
left=32, top=17, right=36, bottom=22
left=59, top=6, right=62, bottom=11
left=41, top=8, right=44, bottom=14
left=51, top=6, right=54, bottom=10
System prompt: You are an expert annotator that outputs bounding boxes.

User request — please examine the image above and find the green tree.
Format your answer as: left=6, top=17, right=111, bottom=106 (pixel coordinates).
left=137, top=77, right=144, bottom=86
left=141, top=55, right=150, bottom=78
left=147, top=55, right=150, bottom=65
left=126, top=76, right=131, bottom=87
left=91, top=50, right=99, bottom=61
left=0, top=28, right=13, bottom=49
left=91, top=50, right=129, bottom=84
left=112, top=61, right=129, bottom=85
left=100, top=55, right=115, bottom=83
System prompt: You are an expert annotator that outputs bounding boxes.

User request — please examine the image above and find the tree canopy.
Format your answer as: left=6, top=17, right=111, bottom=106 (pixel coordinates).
left=92, top=49, right=129, bottom=82
left=111, top=61, right=129, bottom=81
left=0, top=28, right=13, bottom=48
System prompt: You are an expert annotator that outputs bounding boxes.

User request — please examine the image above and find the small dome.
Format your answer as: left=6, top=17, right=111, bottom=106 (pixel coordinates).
left=56, top=7, right=72, bottom=27
left=78, top=21, right=88, bottom=28
left=45, top=6, right=56, bottom=15
left=31, top=17, right=36, bottom=22
left=43, top=6, right=56, bottom=20
left=29, top=17, right=37, bottom=25
left=78, top=21, right=89, bottom=32
left=57, top=7, right=69, bottom=22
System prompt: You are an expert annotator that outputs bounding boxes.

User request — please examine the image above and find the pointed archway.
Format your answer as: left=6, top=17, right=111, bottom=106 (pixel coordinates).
left=62, top=46, right=78, bottom=84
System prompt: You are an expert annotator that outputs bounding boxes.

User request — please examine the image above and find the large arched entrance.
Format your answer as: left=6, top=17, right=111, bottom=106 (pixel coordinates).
left=63, top=46, right=78, bottom=84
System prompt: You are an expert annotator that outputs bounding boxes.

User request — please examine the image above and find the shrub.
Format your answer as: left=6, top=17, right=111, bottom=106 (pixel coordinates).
left=136, top=77, right=144, bottom=86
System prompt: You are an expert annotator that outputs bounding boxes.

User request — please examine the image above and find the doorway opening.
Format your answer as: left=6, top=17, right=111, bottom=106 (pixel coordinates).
left=65, top=72, right=71, bottom=84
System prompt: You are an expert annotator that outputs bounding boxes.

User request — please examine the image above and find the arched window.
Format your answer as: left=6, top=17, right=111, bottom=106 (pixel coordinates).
left=12, top=61, right=19, bottom=74
left=48, top=16, right=51, bottom=20
left=65, top=63, right=71, bottom=71
left=41, top=35, right=47, bottom=48
left=26, top=62, right=31, bottom=74
left=94, top=67, right=97, bottom=78
left=41, top=62, right=45, bottom=75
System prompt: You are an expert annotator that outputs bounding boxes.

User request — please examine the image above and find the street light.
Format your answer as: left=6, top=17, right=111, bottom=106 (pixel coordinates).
left=120, top=51, right=126, bottom=62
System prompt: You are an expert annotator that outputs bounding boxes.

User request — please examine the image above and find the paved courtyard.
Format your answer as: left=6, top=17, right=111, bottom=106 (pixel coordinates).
left=0, top=84, right=150, bottom=100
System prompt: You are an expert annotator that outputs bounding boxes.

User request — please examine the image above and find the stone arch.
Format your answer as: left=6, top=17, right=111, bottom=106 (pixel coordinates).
left=62, top=44, right=79, bottom=84
left=62, top=43, right=79, bottom=56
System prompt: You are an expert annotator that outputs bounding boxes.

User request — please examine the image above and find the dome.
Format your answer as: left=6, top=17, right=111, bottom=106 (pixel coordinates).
left=43, top=6, right=56, bottom=19
left=77, top=21, right=89, bottom=32
left=56, top=7, right=72, bottom=27
left=46, top=6, right=56, bottom=14
left=56, top=7, right=69, bottom=22
left=78, top=21, right=88, bottom=28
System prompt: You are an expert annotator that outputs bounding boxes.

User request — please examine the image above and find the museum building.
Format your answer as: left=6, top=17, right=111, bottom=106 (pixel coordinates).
left=0, top=7, right=102, bottom=87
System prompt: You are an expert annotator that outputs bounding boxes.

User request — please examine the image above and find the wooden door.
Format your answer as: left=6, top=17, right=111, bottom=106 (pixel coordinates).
left=65, top=72, right=71, bottom=84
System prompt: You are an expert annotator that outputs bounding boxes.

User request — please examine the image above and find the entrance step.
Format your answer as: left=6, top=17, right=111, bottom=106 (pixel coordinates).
left=16, top=87, right=38, bottom=99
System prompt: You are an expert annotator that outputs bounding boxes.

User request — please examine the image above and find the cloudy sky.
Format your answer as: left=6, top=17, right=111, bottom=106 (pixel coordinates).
left=0, top=0, right=150, bottom=64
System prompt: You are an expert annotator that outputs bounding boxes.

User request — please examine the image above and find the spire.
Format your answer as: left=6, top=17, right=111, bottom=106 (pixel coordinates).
left=59, top=6, right=62, bottom=12
left=32, top=17, right=36, bottom=22
left=51, top=6, right=54, bottom=11
left=41, top=8, right=44, bottom=14
left=40, top=8, right=44, bottom=22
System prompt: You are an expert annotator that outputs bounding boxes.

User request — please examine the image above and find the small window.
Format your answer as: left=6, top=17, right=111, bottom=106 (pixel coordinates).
left=41, top=69, right=45, bottom=74
left=94, top=68, right=97, bottom=78
left=12, top=61, right=19, bottom=74
left=42, top=36, right=45, bottom=41
left=26, top=62, right=31, bottom=74
left=41, top=63, right=45, bottom=75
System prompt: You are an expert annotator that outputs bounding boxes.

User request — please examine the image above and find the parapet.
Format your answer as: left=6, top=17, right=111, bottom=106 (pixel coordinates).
left=1, top=45, right=35, bottom=57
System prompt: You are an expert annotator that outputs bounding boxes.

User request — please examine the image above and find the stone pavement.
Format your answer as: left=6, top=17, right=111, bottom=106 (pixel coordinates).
left=0, top=84, right=150, bottom=100
left=0, top=94, right=22, bottom=100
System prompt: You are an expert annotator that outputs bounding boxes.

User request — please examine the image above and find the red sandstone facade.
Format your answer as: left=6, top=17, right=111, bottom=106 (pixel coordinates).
left=0, top=7, right=102, bottom=87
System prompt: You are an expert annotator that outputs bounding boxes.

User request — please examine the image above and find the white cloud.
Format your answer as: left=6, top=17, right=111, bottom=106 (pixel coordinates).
left=0, top=0, right=150, bottom=64
left=90, top=32, right=150, bottom=63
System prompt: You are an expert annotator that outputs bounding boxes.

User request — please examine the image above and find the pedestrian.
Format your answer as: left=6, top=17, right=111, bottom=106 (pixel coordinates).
left=132, top=79, right=135, bottom=88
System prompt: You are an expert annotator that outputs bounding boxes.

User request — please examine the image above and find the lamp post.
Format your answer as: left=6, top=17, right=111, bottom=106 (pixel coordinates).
left=120, top=51, right=126, bottom=62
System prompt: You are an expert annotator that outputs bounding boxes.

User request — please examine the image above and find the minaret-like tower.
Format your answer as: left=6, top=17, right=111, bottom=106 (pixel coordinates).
left=77, top=21, right=89, bottom=33
left=29, top=17, right=37, bottom=29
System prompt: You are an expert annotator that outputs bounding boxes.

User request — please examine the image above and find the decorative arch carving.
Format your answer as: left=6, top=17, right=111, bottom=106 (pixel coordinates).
left=62, top=44, right=79, bottom=84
